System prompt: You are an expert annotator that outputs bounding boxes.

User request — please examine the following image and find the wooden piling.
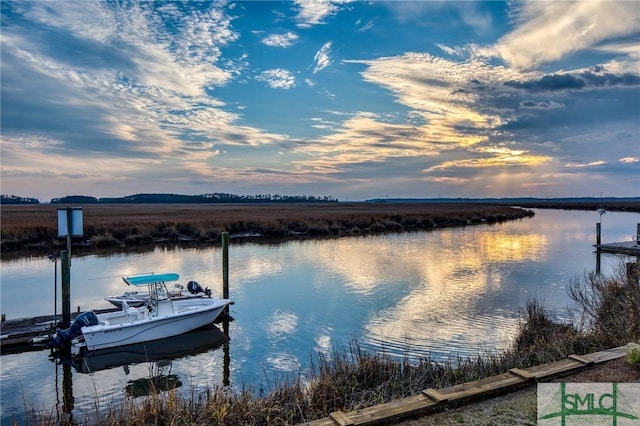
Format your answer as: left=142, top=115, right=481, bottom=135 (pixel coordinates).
left=595, top=222, right=602, bottom=274
left=222, top=232, right=229, bottom=300
left=61, top=250, right=71, bottom=328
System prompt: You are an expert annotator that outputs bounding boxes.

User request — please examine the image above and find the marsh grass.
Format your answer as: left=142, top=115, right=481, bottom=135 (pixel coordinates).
left=1, top=203, right=533, bottom=255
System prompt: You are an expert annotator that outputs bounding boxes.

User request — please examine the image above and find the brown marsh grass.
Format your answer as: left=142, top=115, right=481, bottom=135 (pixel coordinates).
left=1, top=203, right=534, bottom=256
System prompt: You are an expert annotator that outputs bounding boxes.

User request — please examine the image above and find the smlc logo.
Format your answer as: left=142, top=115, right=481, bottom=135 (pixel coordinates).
left=538, top=383, right=640, bottom=425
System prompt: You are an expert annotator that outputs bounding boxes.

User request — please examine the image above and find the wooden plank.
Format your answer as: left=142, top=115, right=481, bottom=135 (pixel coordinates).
left=569, top=354, right=594, bottom=365
left=525, top=358, right=586, bottom=380
left=299, top=418, right=337, bottom=426
left=329, top=411, right=354, bottom=426
left=422, top=388, right=448, bottom=402
left=347, top=394, right=440, bottom=426
left=582, top=347, right=627, bottom=364
left=437, top=373, right=526, bottom=403
left=509, top=367, right=536, bottom=379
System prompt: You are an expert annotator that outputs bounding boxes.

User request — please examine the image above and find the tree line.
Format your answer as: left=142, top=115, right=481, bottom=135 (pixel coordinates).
left=1, top=193, right=338, bottom=204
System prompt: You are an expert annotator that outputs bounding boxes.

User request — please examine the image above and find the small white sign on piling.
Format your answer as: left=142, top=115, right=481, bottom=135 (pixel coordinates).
left=57, top=207, right=84, bottom=237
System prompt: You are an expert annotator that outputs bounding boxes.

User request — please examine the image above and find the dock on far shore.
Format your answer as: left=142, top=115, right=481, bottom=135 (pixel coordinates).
left=597, top=240, right=640, bottom=256
left=595, top=222, right=640, bottom=257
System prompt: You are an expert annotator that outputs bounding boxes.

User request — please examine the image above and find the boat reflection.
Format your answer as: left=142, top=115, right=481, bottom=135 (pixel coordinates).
left=71, top=324, right=228, bottom=374
left=49, top=323, right=230, bottom=417
left=124, top=360, right=182, bottom=398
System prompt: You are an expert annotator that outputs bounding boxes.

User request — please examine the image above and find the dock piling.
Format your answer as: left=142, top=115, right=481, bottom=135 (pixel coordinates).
left=222, top=232, right=229, bottom=300
left=61, top=250, right=71, bottom=328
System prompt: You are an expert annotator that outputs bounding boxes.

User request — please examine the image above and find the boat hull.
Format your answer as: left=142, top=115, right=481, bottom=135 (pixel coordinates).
left=79, top=298, right=229, bottom=351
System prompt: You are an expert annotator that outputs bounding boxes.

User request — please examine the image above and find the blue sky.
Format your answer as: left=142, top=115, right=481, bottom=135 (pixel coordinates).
left=1, top=1, right=639, bottom=202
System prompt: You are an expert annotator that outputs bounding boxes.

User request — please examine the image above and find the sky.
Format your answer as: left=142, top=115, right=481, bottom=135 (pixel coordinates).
left=1, top=1, right=639, bottom=202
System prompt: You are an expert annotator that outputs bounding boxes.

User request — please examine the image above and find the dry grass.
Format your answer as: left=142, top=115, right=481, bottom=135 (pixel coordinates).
left=0, top=203, right=533, bottom=256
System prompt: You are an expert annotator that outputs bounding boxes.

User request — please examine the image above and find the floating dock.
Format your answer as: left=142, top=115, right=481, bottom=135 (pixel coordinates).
left=0, top=309, right=118, bottom=354
left=597, top=241, right=640, bottom=256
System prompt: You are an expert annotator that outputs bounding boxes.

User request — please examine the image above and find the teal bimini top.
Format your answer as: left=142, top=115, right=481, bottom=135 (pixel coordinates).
left=122, top=273, right=180, bottom=286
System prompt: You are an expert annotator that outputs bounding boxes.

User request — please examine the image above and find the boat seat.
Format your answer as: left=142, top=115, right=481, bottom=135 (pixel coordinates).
left=126, top=307, right=143, bottom=321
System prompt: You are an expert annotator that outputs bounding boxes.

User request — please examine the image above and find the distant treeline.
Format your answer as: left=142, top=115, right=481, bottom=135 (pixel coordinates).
left=1, top=193, right=338, bottom=204
left=367, top=197, right=640, bottom=212
left=0, top=194, right=40, bottom=204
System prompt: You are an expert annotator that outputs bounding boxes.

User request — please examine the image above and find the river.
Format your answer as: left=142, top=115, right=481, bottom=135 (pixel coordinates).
left=1, top=209, right=638, bottom=424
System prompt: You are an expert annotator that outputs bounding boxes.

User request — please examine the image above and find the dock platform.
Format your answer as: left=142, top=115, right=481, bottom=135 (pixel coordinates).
left=597, top=240, right=640, bottom=256
left=0, top=309, right=118, bottom=354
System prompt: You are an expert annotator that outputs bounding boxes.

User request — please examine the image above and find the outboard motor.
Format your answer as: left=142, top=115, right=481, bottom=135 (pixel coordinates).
left=187, top=281, right=204, bottom=294
left=187, top=281, right=212, bottom=297
left=47, top=311, right=98, bottom=348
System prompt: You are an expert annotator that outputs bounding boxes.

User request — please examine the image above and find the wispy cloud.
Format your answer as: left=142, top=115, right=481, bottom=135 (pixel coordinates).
left=496, top=1, right=640, bottom=69
left=262, top=32, right=299, bottom=48
left=312, top=42, right=332, bottom=74
left=294, top=0, right=338, bottom=27
left=256, top=68, right=296, bottom=89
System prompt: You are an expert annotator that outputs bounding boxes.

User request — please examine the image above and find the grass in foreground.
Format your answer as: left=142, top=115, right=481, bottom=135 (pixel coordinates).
left=19, top=261, right=640, bottom=425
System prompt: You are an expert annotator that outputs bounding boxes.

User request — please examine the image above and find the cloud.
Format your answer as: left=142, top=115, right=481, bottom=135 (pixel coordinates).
left=505, top=70, right=640, bottom=93
left=563, top=161, right=607, bottom=169
left=619, top=157, right=639, bottom=164
left=496, top=1, right=640, bottom=69
left=262, top=32, right=299, bottom=48
left=256, top=69, right=296, bottom=89
left=519, top=100, right=564, bottom=110
left=312, top=41, right=332, bottom=74
left=294, top=0, right=338, bottom=27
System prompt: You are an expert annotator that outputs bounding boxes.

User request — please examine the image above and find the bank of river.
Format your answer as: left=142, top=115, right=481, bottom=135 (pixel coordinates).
left=1, top=203, right=534, bottom=257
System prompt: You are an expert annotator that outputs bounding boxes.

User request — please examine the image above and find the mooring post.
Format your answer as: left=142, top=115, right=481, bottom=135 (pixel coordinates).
left=222, top=232, right=229, bottom=300
left=636, top=223, right=639, bottom=246
left=61, top=250, right=71, bottom=328
left=595, top=222, right=602, bottom=274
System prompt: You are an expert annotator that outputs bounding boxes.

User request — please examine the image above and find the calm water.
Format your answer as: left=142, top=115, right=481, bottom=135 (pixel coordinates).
left=1, top=209, right=638, bottom=424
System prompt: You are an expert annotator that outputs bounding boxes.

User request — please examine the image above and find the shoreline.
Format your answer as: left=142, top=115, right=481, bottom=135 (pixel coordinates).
left=1, top=202, right=535, bottom=259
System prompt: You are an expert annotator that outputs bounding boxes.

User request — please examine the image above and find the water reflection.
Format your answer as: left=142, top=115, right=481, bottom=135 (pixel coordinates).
left=46, top=324, right=229, bottom=422
left=67, top=325, right=228, bottom=374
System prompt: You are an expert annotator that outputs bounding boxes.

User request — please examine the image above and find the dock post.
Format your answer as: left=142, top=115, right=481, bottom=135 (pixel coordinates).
left=61, top=250, right=71, bottom=328
left=595, top=223, right=602, bottom=274
left=636, top=223, right=639, bottom=246
left=222, top=232, right=229, bottom=300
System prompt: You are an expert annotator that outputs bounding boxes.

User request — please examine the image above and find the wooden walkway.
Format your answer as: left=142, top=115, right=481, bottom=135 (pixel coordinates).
left=0, top=309, right=118, bottom=354
left=298, top=346, right=630, bottom=426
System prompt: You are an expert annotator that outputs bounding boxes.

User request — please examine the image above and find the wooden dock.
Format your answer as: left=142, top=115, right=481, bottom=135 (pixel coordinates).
left=298, top=345, right=630, bottom=426
left=597, top=241, right=640, bottom=256
left=0, top=308, right=118, bottom=354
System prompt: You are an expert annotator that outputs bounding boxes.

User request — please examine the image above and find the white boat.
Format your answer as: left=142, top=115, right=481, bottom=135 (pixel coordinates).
left=48, top=273, right=230, bottom=353
left=104, top=280, right=211, bottom=308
